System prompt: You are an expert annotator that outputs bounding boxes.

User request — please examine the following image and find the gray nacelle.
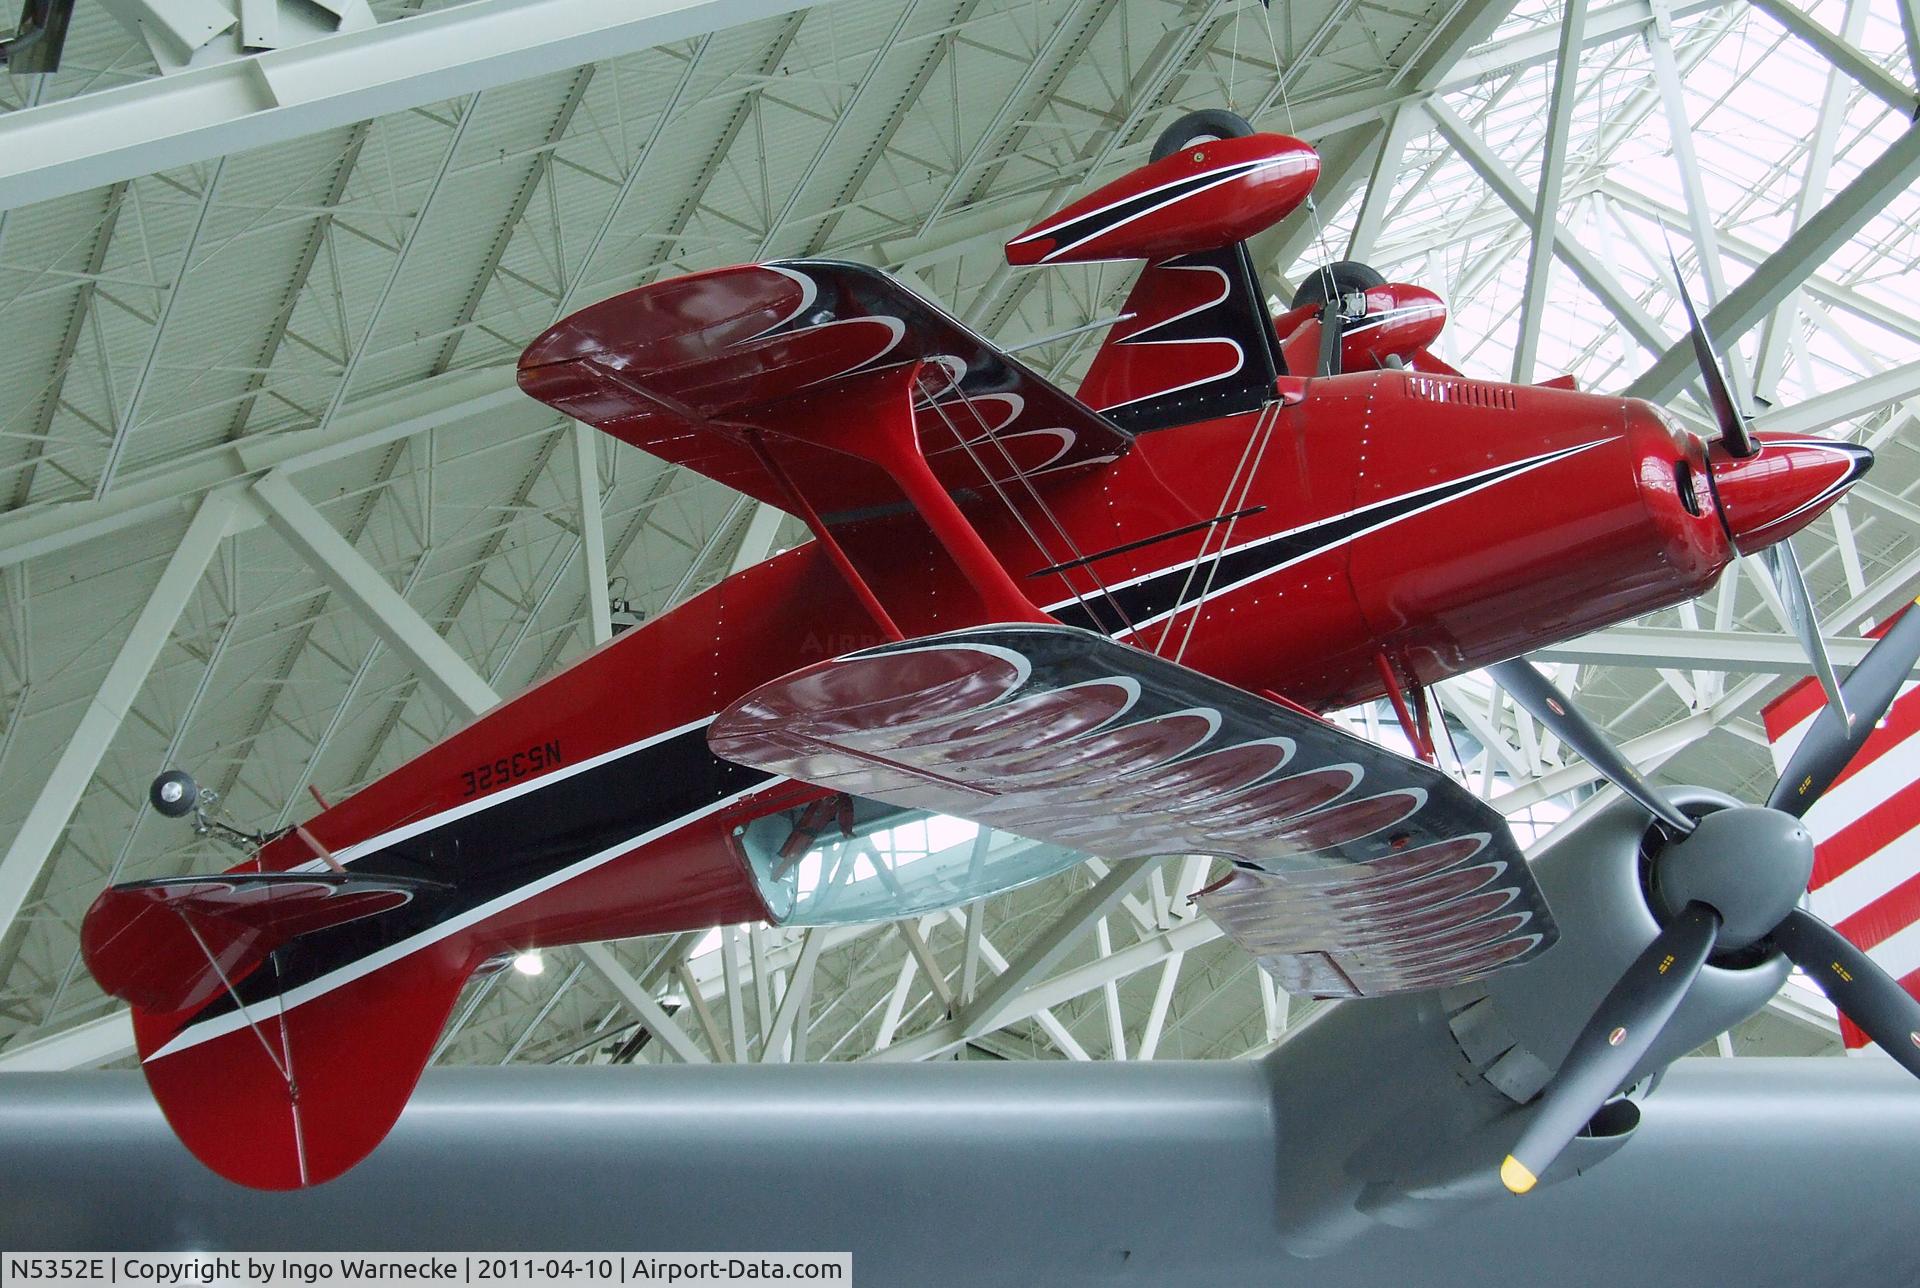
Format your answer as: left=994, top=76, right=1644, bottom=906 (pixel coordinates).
left=1482, top=787, right=1790, bottom=1086
left=1265, top=788, right=1788, bottom=1254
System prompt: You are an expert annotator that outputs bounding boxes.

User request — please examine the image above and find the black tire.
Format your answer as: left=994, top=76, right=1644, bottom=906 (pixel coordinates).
left=1150, top=108, right=1256, bottom=162
left=150, top=769, right=199, bottom=818
left=1290, top=260, right=1386, bottom=311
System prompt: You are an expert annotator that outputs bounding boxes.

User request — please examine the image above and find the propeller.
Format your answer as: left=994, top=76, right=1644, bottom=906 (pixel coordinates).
left=1500, top=902, right=1720, bottom=1194
left=1669, top=250, right=1754, bottom=459
left=1762, top=541, right=1851, bottom=730
left=1490, top=598, right=1920, bottom=1192
left=1767, top=599, right=1920, bottom=816
left=1486, top=659, right=1695, bottom=836
left=1670, top=251, right=1852, bottom=722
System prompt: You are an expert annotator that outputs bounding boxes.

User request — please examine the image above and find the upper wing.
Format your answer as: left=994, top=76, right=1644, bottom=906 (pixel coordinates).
left=710, top=625, right=1556, bottom=998
left=518, top=260, right=1132, bottom=518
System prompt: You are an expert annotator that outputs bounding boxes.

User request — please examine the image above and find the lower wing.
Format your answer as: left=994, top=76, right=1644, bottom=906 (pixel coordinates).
left=710, top=624, right=1556, bottom=998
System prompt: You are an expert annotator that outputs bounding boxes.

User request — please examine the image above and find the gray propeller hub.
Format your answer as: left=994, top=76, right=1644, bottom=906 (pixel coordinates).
left=1652, top=806, right=1814, bottom=951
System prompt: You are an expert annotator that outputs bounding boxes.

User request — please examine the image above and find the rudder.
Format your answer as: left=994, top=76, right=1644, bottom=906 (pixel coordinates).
left=132, top=939, right=473, bottom=1190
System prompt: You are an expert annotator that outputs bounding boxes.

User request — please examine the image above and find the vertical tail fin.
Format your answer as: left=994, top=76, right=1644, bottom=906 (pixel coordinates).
left=1075, top=243, right=1285, bottom=431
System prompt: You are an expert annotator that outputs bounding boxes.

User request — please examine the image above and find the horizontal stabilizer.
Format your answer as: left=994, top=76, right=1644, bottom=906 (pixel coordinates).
left=710, top=625, right=1556, bottom=996
left=83, top=871, right=449, bottom=1017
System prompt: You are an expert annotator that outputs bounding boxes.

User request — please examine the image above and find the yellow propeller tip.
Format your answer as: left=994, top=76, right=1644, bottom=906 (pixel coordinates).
left=1500, top=1155, right=1538, bottom=1195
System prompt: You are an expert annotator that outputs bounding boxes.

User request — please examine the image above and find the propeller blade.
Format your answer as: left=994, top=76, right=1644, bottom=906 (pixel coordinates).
left=1502, top=902, right=1720, bottom=1194
left=1669, top=250, right=1756, bottom=458
left=1316, top=298, right=1342, bottom=377
left=1766, top=596, right=1920, bottom=816
left=1761, top=541, right=1850, bottom=727
left=1488, top=658, right=1696, bottom=835
left=1771, top=908, right=1920, bottom=1079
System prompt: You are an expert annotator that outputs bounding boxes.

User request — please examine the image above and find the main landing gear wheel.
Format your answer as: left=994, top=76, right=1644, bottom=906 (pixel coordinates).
left=1150, top=108, right=1256, bottom=162
left=1290, top=261, right=1385, bottom=311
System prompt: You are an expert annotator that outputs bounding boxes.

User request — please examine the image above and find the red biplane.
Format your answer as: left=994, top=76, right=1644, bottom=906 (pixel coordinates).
left=81, top=109, right=1880, bottom=1190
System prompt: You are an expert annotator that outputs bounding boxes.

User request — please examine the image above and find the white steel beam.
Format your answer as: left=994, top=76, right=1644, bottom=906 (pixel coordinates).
left=1625, top=125, right=1920, bottom=404
left=579, top=942, right=710, bottom=1065
left=1853, top=482, right=1920, bottom=529
left=0, top=365, right=530, bottom=571
left=1601, top=181, right=1920, bottom=347
left=0, top=486, right=241, bottom=942
left=759, top=927, right=824, bottom=1062
left=1428, top=100, right=1669, bottom=356
left=726, top=503, right=786, bottom=577
left=1747, top=0, right=1917, bottom=115
left=94, top=159, right=227, bottom=499
left=1134, top=950, right=1184, bottom=1061
left=0, top=1010, right=134, bottom=1070
left=251, top=470, right=498, bottom=719
left=1512, top=0, right=1589, bottom=384
left=959, top=860, right=1148, bottom=1037
left=1899, top=0, right=1920, bottom=89
left=1345, top=105, right=1426, bottom=262
left=1753, top=0, right=1870, bottom=401
left=1750, top=357, right=1920, bottom=436
left=871, top=912, right=1223, bottom=1063
left=0, top=0, right=827, bottom=212
left=674, top=961, right=730, bottom=1061
left=1534, top=625, right=1895, bottom=674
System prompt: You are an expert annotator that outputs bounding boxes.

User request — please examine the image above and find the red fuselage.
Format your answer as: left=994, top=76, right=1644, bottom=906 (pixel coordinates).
left=243, top=368, right=1793, bottom=963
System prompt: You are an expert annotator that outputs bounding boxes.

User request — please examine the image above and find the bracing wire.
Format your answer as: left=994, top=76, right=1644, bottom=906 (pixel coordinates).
left=916, top=377, right=1114, bottom=629
left=1149, top=400, right=1269, bottom=657
left=1173, top=399, right=1283, bottom=666
left=941, top=376, right=1141, bottom=637
left=1261, top=4, right=1344, bottom=297
left=176, top=907, right=293, bottom=1085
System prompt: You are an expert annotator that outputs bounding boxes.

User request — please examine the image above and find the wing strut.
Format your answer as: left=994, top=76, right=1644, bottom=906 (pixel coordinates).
left=744, top=430, right=905, bottom=643
left=770, top=361, right=1052, bottom=627
left=1373, top=652, right=1436, bottom=764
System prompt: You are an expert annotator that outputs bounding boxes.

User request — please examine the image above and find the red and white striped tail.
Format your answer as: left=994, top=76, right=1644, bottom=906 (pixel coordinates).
left=1763, top=605, right=1920, bottom=1051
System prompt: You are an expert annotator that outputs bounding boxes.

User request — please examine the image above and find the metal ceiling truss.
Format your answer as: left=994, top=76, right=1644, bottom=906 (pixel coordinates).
left=5, top=0, right=1919, bottom=1074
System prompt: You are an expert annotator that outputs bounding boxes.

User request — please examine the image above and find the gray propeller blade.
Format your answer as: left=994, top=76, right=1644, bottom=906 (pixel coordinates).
left=1502, top=902, right=1720, bottom=1194
left=1316, top=298, right=1342, bottom=377
left=1761, top=541, right=1850, bottom=726
left=1669, top=250, right=1756, bottom=459
left=1767, top=596, right=1920, bottom=816
left=1488, top=658, right=1696, bottom=836
left=1771, top=908, right=1920, bottom=1079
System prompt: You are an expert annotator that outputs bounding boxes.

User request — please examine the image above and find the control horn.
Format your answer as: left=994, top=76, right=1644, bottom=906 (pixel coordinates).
left=1486, top=598, right=1920, bottom=1194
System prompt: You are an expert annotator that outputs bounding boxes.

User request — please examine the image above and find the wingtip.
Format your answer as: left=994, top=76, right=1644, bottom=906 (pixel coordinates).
left=1500, top=1155, right=1538, bottom=1195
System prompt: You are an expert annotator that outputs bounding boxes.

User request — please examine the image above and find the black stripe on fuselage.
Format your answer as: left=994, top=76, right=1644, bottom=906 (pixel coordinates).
left=185, top=724, right=771, bottom=1027
left=1048, top=444, right=1594, bottom=634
